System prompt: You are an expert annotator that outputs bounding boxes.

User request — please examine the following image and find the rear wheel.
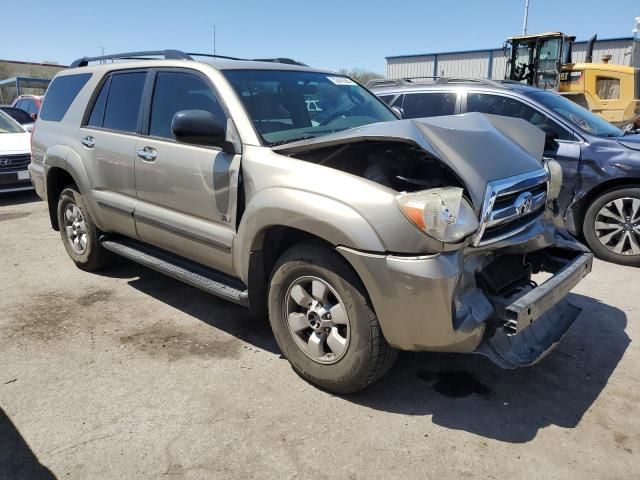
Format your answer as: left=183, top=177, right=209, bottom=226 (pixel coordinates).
left=268, top=242, right=397, bottom=393
left=583, top=187, right=640, bottom=267
left=57, top=186, right=112, bottom=271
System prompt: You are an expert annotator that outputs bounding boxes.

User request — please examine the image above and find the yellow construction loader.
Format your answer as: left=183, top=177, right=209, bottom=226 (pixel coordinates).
left=504, top=32, right=639, bottom=127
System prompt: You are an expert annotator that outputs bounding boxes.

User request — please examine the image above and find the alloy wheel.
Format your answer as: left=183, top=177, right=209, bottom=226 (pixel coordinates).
left=284, top=276, right=351, bottom=365
left=63, top=203, right=88, bottom=254
left=594, top=197, right=640, bottom=256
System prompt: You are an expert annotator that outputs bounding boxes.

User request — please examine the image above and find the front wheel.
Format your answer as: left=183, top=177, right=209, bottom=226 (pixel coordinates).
left=268, top=242, right=397, bottom=393
left=583, top=187, right=640, bottom=267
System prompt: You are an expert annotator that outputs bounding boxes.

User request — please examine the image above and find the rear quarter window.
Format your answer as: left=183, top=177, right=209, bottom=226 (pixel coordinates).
left=39, top=73, right=92, bottom=122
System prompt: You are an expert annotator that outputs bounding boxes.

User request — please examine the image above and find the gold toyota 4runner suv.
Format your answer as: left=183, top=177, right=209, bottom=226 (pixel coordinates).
left=29, top=50, right=592, bottom=393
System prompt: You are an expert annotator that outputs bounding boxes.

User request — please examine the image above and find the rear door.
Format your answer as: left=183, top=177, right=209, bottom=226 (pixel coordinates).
left=77, top=70, right=147, bottom=238
left=464, top=91, right=581, bottom=216
left=133, top=68, right=240, bottom=275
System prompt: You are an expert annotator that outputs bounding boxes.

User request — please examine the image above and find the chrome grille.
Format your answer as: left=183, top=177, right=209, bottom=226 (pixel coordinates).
left=474, top=169, right=549, bottom=247
left=0, top=154, right=31, bottom=172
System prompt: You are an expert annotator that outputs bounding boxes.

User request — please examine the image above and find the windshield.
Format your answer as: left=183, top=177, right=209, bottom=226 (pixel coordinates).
left=0, top=111, right=24, bottom=134
left=222, top=70, right=397, bottom=145
left=529, top=90, right=623, bottom=138
left=1, top=107, right=32, bottom=124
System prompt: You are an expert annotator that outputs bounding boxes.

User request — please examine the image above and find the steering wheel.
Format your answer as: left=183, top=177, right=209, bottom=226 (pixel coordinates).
left=319, top=90, right=365, bottom=126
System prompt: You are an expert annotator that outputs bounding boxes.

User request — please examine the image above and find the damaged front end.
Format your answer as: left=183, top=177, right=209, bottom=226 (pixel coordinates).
left=274, top=113, right=592, bottom=367
left=472, top=242, right=592, bottom=368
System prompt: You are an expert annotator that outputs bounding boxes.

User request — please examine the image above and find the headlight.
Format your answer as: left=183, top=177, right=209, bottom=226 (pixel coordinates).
left=396, top=187, right=479, bottom=243
left=545, top=158, right=563, bottom=201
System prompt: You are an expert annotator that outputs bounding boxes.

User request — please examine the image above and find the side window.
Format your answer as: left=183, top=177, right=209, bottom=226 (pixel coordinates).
left=378, top=94, right=394, bottom=105
left=596, top=77, right=620, bottom=100
left=87, top=77, right=110, bottom=127
left=39, top=73, right=92, bottom=121
left=102, top=72, right=146, bottom=133
left=149, top=71, right=227, bottom=140
left=401, top=92, right=457, bottom=119
left=466, top=93, right=572, bottom=141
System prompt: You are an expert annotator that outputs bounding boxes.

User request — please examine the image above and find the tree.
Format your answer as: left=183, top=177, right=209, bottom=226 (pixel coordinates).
left=337, top=68, right=383, bottom=86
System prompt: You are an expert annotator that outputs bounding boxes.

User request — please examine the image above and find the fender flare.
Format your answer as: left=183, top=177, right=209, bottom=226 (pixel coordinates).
left=233, top=187, right=387, bottom=283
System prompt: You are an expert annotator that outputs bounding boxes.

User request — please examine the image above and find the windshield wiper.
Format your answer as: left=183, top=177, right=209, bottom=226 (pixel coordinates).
left=269, top=135, right=317, bottom=146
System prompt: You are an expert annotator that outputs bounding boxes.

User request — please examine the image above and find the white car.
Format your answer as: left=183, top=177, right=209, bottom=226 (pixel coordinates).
left=0, top=110, right=33, bottom=193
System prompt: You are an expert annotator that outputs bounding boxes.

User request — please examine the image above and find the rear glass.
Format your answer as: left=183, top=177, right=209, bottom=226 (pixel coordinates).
left=40, top=73, right=92, bottom=122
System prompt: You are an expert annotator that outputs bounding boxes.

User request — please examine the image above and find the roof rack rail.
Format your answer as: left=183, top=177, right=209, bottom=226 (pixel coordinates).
left=189, top=53, right=307, bottom=66
left=434, top=77, right=505, bottom=87
left=367, top=76, right=509, bottom=89
left=366, top=76, right=440, bottom=88
left=70, top=50, right=191, bottom=68
left=70, top=50, right=309, bottom=68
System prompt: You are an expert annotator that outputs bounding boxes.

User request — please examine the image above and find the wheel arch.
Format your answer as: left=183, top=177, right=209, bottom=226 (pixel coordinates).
left=570, top=177, right=640, bottom=236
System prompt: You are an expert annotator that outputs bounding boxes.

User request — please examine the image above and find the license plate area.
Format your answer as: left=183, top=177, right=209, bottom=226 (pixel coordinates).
left=478, top=249, right=593, bottom=335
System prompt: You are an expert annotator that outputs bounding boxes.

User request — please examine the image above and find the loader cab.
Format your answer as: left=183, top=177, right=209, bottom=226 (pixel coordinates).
left=505, top=32, right=575, bottom=91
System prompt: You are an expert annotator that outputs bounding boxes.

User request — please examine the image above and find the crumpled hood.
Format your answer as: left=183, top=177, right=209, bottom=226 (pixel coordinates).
left=274, top=113, right=545, bottom=209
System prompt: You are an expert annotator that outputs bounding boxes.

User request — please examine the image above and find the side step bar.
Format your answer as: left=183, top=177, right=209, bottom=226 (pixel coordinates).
left=101, top=236, right=249, bottom=307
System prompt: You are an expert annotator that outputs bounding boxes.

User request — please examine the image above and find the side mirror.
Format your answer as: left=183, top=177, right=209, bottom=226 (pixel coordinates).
left=391, top=106, right=404, bottom=119
left=171, top=110, right=233, bottom=151
left=31, top=113, right=38, bottom=121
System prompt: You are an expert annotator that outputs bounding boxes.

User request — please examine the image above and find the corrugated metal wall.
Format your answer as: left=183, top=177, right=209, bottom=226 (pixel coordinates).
left=386, top=38, right=638, bottom=79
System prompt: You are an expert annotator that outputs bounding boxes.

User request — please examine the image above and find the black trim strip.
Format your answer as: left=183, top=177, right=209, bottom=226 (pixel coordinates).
left=134, top=212, right=231, bottom=252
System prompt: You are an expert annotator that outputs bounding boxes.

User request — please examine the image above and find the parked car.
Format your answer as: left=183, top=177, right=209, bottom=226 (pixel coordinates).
left=369, top=78, right=640, bottom=266
left=30, top=50, right=592, bottom=393
left=12, top=94, right=43, bottom=120
left=0, top=106, right=35, bottom=132
left=0, top=110, right=33, bottom=193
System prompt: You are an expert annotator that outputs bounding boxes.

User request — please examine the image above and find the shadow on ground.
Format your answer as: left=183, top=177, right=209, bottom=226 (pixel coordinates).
left=101, top=261, right=278, bottom=355
left=100, top=261, right=629, bottom=444
left=0, top=407, right=56, bottom=480
left=0, top=190, right=40, bottom=207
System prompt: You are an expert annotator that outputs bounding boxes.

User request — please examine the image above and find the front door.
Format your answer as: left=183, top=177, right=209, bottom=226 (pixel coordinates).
left=133, top=69, right=241, bottom=275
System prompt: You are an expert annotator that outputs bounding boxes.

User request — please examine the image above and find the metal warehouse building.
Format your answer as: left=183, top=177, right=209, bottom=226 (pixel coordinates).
left=386, top=36, right=640, bottom=79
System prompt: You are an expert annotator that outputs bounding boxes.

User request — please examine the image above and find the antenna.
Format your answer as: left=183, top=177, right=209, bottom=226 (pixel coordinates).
left=522, top=0, right=530, bottom=35
left=211, top=25, right=217, bottom=56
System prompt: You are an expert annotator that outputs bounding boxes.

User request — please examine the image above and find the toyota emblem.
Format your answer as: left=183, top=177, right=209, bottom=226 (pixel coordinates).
left=514, top=192, right=533, bottom=216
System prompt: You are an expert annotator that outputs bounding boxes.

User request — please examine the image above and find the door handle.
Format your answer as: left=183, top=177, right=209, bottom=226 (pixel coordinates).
left=81, top=135, right=96, bottom=148
left=136, top=147, right=157, bottom=162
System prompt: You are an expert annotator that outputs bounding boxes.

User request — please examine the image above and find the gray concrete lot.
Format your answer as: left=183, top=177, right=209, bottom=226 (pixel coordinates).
left=0, top=191, right=639, bottom=480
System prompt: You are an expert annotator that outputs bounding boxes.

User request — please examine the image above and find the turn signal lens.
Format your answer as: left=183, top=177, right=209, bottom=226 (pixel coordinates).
left=396, top=187, right=479, bottom=243
left=544, top=158, right=562, bottom=201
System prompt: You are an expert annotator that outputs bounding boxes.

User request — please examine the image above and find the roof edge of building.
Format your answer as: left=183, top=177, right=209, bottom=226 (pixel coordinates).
left=385, top=36, right=637, bottom=60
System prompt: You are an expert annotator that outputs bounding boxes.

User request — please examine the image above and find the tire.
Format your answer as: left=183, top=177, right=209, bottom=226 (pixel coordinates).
left=268, top=242, right=397, bottom=393
left=582, top=186, right=640, bottom=267
left=57, top=186, right=112, bottom=271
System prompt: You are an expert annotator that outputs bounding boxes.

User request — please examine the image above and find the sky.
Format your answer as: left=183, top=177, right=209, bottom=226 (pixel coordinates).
left=4, top=0, right=639, bottom=73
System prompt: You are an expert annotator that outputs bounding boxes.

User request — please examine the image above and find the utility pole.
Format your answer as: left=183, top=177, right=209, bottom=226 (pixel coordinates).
left=211, top=25, right=217, bottom=56
left=522, top=0, right=530, bottom=35
left=99, top=46, right=106, bottom=63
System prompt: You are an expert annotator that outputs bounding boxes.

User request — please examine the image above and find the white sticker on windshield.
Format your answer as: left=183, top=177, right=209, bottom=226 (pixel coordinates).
left=327, top=76, right=357, bottom=86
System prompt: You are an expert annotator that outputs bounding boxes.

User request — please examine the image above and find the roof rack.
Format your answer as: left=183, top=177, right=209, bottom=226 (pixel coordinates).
left=366, top=76, right=509, bottom=89
left=70, top=50, right=308, bottom=68
left=365, top=76, right=439, bottom=88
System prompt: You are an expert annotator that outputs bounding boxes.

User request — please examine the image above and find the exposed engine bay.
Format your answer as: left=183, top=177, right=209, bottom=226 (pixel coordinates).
left=287, top=140, right=465, bottom=194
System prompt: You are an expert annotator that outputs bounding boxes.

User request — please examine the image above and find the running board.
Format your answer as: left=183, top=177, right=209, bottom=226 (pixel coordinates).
left=100, top=236, right=249, bottom=307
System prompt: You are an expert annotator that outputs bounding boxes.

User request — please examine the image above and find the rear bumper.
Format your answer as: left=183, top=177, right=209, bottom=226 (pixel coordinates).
left=338, top=230, right=591, bottom=364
